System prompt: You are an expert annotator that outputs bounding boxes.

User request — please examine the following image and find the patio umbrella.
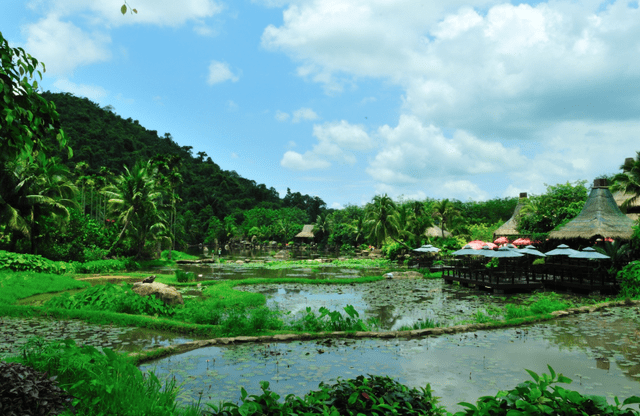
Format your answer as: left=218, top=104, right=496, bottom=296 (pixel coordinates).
left=518, top=245, right=546, bottom=257
left=412, top=244, right=440, bottom=253
left=493, top=236, right=509, bottom=245
left=568, top=247, right=610, bottom=259
left=491, top=246, right=524, bottom=258
left=452, top=245, right=481, bottom=256
left=466, top=240, right=487, bottom=250
left=544, top=244, right=580, bottom=256
left=480, top=245, right=497, bottom=257
left=512, top=237, right=532, bottom=246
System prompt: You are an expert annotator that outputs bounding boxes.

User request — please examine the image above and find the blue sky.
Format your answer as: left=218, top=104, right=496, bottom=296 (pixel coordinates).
left=2, top=0, right=639, bottom=209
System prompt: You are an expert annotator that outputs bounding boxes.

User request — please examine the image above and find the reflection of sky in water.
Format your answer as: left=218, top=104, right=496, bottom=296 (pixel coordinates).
left=140, top=309, right=640, bottom=413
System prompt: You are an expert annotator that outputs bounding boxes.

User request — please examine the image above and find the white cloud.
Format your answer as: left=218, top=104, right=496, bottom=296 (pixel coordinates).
left=275, top=110, right=290, bottom=122
left=292, top=107, right=319, bottom=123
left=207, top=60, right=240, bottom=84
left=280, top=120, right=372, bottom=170
left=22, top=14, right=111, bottom=76
left=280, top=150, right=331, bottom=170
left=52, top=78, right=108, bottom=101
left=31, top=0, right=224, bottom=27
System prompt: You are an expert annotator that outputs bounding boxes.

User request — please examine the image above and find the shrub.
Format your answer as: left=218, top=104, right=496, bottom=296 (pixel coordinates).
left=0, top=361, right=75, bottom=416
left=0, top=250, right=73, bottom=274
left=44, top=283, right=174, bottom=317
left=72, top=258, right=139, bottom=274
left=618, top=261, right=640, bottom=299
left=206, top=375, right=446, bottom=416
left=175, top=270, right=195, bottom=283
left=453, top=365, right=640, bottom=415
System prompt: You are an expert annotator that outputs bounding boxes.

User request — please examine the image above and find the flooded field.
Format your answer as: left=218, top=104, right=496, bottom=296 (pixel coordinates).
left=140, top=307, right=640, bottom=412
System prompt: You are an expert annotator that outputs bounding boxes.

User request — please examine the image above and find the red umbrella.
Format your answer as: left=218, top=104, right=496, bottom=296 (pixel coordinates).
left=483, top=242, right=498, bottom=249
left=512, top=237, right=532, bottom=246
left=467, top=240, right=486, bottom=250
left=493, top=236, right=509, bottom=245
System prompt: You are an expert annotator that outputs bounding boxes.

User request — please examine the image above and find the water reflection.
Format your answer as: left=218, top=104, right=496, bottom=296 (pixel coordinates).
left=140, top=307, right=640, bottom=413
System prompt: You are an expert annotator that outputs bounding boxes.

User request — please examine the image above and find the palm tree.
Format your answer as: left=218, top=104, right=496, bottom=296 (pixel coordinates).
left=104, top=160, right=166, bottom=258
left=432, top=199, right=460, bottom=238
left=313, top=212, right=332, bottom=244
left=364, top=194, right=406, bottom=248
left=611, top=152, right=640, bottom=211
left=0, top=151, right=77, bottom=253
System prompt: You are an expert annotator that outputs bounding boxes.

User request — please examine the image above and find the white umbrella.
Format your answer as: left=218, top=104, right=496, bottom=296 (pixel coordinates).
left=413, top=244, right=440, bottom=253
left=452, top=245, right=481, bottom=256
left=545, top=244, right=580, bottom=256
left=569, top=247, right=610, bottom=259
left=519, top=245, right=546, bottom=257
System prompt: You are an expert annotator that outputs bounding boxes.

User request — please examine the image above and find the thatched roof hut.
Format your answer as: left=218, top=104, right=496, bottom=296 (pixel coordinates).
left=295, top=225, right=315, bottom=239
left=613, top=190, right=640, bottom=222
left=425, top=225, right=452, bottom=238
left=549, top=179, right=635, bottom=240
left=494, top=192, right=528, bottom=238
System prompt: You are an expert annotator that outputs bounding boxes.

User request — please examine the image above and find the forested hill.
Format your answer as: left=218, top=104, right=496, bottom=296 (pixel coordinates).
left=42, top=91, right=324, bottom=232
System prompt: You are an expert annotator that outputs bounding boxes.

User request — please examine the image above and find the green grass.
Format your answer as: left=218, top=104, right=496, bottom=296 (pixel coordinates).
left=0, top=271, right=90, bottom=305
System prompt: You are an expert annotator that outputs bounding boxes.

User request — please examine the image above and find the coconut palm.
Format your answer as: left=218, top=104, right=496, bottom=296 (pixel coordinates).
left=611, top=152, right=640, bottom=211
left=364, top=194, right=406, bottom=248
left=104, top=160, right=166, bottom=257
left=432, top=199, right=460, bottom=238
left=0, top=151, right=77, bottom=253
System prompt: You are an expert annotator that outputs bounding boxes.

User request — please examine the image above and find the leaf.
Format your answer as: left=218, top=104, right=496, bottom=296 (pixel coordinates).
left=525, top=369, right=540, bottom=383
left=121, top=4, right=127, bottom=14
left=622, top=396, right=640, bottom=406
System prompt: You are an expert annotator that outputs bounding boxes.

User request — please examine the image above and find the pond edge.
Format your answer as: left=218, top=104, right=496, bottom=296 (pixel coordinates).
left=129, top=298, right=640, bottom=364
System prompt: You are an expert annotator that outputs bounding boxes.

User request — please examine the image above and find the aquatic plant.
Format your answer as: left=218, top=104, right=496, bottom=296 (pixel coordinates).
left=175, top=270, right=195, bottom=283
left=289, top=304, right=377, bottom=332
left=398, top=317, right=440, bottom=331
left=453, top=365, right=640, bottom=416
left=206, top=375, right=446, bottom=416
left=44, top=282, right=175, bottom=317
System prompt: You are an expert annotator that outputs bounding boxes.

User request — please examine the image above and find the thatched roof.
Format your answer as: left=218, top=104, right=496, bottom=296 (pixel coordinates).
left=549, top=179, right=635, bottom=240
left=295, top=224, right=315, bottom=238
left=613, top=191, right=640, bottom=221
left=494, top=192, right=528, bottom=237
left=425, top=225, right=452, bottom=238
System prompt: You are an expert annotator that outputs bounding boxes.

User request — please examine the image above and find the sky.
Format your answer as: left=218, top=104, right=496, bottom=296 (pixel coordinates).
left=2, top=0, right=640, bottom=209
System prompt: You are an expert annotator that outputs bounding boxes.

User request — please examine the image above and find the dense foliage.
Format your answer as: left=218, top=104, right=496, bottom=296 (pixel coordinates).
left=617, top=261, right=640, bottom=299
left=454, top=366, right=640, bottom=416
left=0, top=361, right=75, bottom=416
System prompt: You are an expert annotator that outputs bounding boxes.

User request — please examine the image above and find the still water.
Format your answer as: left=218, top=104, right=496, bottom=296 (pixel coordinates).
left=140, top=307, right=640, bottom=413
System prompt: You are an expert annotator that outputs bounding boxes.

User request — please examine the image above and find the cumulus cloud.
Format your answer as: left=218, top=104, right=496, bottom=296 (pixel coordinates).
left=53, top=78, right=109, bottom=101
left=292, top=107, right=319, bottom=123
left=280, top=120, right=372, bottom=170
left=22, top=14, right=111, bottom=76
left=207, top=60, right=240, bottom=84
left=275, top=110, right=290, bottom=122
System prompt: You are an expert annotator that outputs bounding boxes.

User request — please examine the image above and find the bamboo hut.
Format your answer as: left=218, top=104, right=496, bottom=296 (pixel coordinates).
left=295, top=225, right=315, bottom=239
left=425, top=225, right=452, bottom=238
left=549, top=179, right=635, bottom=240
left=493, top=193, right=528, bottom=239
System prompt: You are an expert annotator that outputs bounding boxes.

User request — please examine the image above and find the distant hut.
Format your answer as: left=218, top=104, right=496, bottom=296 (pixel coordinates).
left=493, top=192, right=528, bottom=240
left=549, top=179, right=635, bottom=240
left=425, top=225, right=452, bottom=238
left=295, top=225, right=315, bottom=242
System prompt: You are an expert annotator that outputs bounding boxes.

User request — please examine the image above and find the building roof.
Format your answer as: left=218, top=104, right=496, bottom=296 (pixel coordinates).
left=549, top=179, right=635, bottom=240
left=613, top=190, right=640, bottom=221
left=494, top=193, right=528, bottom=237
left=295, top=224, right=315, bottom=238
left=425, top=225, right=452, bottom=238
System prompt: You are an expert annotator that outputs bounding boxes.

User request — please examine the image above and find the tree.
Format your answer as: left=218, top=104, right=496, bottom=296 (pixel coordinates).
left=1, top=31, right=71, bottom=166
left=432, top=199, right=460, bottom=238
left=104, top=160, right=166, bottom=257
left=364, top=194, right=403, bottom=248
left=518, top=181, right=588, bottom=234
left=611, top=152, right=640, bottom=212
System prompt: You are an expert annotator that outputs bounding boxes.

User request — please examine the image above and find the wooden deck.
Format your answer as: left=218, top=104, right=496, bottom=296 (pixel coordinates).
left=442, top=259, right=618, bottom=294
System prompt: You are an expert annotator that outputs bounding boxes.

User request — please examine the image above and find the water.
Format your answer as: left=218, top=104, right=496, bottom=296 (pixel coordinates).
left=139, top=307, right=640, bottom=413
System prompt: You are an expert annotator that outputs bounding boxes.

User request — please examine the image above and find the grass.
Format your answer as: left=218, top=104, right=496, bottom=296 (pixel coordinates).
left=0, top=271, right=90, bottom=305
